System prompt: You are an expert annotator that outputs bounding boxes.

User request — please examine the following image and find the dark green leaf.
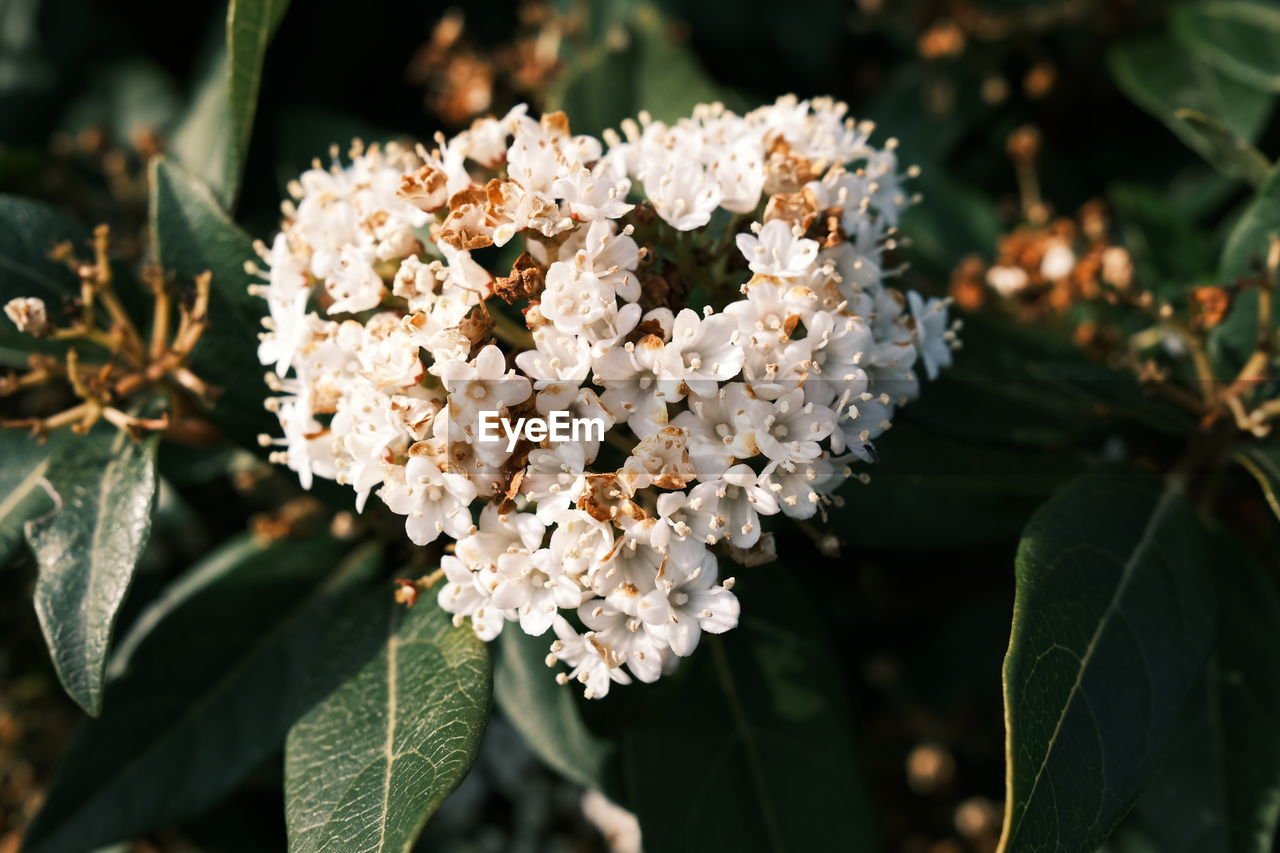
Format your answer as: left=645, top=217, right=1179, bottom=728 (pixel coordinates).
left=27, top=427, right=159, bottom=716
left=1129, top=540, right=1280, bottom=852
left=0, top=429, right=55, bottom=566
left=1215, top=167, right=1280, bottom=370
left=284, top=592, right=491, bottom=853
left=227, top=0, right=289, bottom=179
left=1110, top=35, right=1273, bottom=163
left=999, top=474, right=1216, bottom=851
left=1237, top=442, right=1280, bottom=521
left=0, top=195, right=89, bottom=366
left=1109, top=182, right=1216, bottom=289
left=494, top=628, right=610, bottom=789
left=171, top=1, right=288, bottom=208
left=170, top=42, right=238, bottom=211
left=1222, top=167, right=1280, bottom=280
left=148, top=156, right=271, bottom=448
left=832, top=420, right=1082, bottom=551
left=549, top=43, right=637, bottom=139
left=900, top=169, right=1001, bottom=274
left=607, top=575, right=880, bottom=852
left=1174, top=0, right=1280, bottom=93
left=1171, top=109, right=1270, bottom=186
left=630, top=4, right=735, bottom=122
left=22, top=537, right=374, bottom=853
left=549, top=3, right=740, bottom=137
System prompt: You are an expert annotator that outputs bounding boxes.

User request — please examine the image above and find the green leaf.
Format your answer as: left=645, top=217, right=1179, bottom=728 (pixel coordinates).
left=549, top=42, right=637, bottom=139
left=171, top=1, right=289, bottom=208
left=831, top=420, right=1082, bottom=551
left=607, top=575, right=880, bottom=851
left=630, top=3, right=735, bottom=123
left=1129, top=540, right=1280, bottom=851
left=1109, top=182, right=1216, bottom=289
left=1215, top=167, right=1280, bottom=370
left=148, top=156, right=272, bottom=448
left=494, top=628, right=610, bottom=789
left=227, top=0, right=289, bottom=171
left=1171, top=108, right=1271, bottom=186
left=21, top=537, right=374, bottom=853
left=549, top=3, right=740, bottom=137
left=27, top=428, right=159, bottom=716
left=1222, top=167, right=1280, bottom=280
left=0, top=429, right=55, bottom=566
left=0, top=195, right=88, bottom=366
left=284, top=593, right=491, bottom=853
left=1174, top=0, right=1280, bottom=93
left=999, top=474, right=1216, bottom=851
left=1237, top=442, right=1280, bottom=521
left=900, top=168, right=1001, bottom=275
left=170, top=41, right=237, bottom=211
left=1110, top=35, right=1273, bottom=166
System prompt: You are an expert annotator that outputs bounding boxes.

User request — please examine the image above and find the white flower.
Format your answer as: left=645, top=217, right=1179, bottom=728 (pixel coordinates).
left=662, top=309, right=744, bottom=396
left=543, top=508, right=615, bottom=578
left=595, top=334, right=680, bottom=437
left=579, top=599, right=671, bottom=683
left=434, top=345, right=533, bottom=433
left=522, top=444, right=588, bottom=520
left=253, top=235, right=312, bottom=375
left=643, top=160, right=722, bottom=231
left=548, top=615, right=631, bottom=699
left=325, top=244, right=385, bottom=314
left=378, top=452, right=477, bottom=545
left=689, top=464, right=778, bottom=548
left=672, top=383, right=766, bottom=480
left=554, top=159, right=635, bottom=221
left=755, top=388, right=835, bottom=464
left=908, top=291, right=955, bottom=381
left=437, top=553, right=508, bottom=640
left=490, top=548, right=585, bottom=636
left=638, top=551, right=738, bottom=656
left=736, top=219, right=820, bottom=279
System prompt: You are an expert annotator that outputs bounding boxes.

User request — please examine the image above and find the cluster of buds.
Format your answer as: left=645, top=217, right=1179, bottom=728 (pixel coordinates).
left=956, top=202, right=1280, bottom=440
left=952, top=200, right=1134, bottom=327
left=252, top=96, right=957, bottom=697
left=2, top=225, right=216, bottom=440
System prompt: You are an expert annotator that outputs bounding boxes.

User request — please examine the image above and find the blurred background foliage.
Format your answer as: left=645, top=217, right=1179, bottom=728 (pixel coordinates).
left=2, top=0, right=1279, bottom=851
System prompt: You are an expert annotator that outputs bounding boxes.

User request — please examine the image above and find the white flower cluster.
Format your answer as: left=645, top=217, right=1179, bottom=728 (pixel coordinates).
left=253, top=96, right=958, bottom=698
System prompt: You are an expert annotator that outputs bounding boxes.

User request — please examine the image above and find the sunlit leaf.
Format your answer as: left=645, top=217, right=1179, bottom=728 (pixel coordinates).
left=285, top=592, right=491, bottom=853
left=22, top=538, right=374, bottom=853
left=28, top=427, right=159, bottom=716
